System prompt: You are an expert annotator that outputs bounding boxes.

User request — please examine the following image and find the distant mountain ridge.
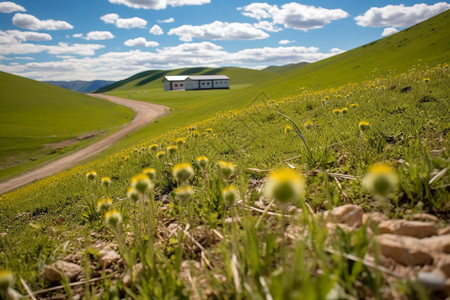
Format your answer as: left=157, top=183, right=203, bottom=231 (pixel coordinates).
left=44, top=80, right=116, bottom=93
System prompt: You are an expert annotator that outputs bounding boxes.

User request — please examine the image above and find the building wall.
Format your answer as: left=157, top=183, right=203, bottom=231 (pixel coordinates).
left=213, top=79, right=229, bottom=89
left=171, top=81, right=185, bottom=90
left=185, top=79, right=199, bottom=90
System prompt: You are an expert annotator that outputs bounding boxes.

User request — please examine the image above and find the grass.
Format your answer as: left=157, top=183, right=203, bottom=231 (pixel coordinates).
left=94, top=10, right=450, bottom=158
left=0, top=63, right=448, bottom=299
left=0, top=72, right=135, bottom=180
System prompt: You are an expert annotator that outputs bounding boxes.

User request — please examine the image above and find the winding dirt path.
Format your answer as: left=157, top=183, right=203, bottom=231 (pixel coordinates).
left=0, top=94, right=169, bottom=195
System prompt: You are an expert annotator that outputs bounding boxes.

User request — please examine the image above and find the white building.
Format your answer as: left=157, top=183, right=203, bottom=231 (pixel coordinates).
left=164, top=75, right=229, bottom=91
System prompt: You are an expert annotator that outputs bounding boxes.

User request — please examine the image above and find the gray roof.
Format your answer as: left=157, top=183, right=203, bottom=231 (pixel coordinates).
left=188, top=75, right=229, bottom=80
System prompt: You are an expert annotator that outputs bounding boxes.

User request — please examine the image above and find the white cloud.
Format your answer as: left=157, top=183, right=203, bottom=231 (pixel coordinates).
left=0, top=30, right=52, bottom=43
left=168, top=21, right=269, bottom=41
left=73, top=31, right=115, bottom=40
left=109, top=0, right=210, bottom=10
left=355, top=2, right=450, bottom=27
left=239, top=2, right=349, bottom=31
left=381, top=27, right=399, bottom=37
left=0, top=1, right=25, bottom=13
left=158, top=17, right=174, bottom=23
left=100, top=13, right=147, bottom=29
left=124, top=37, right=159, bottom=47
left=254, top=21, right=282, bottom=32
left=149, top=24, right=163, bottom=35
left=12, top=13, right=73, bottom=30
left=0, top=40, right=104, bottom=56
left=279, top=39, right=294, bottom=45
left=2, top=41, right=344, bottom=81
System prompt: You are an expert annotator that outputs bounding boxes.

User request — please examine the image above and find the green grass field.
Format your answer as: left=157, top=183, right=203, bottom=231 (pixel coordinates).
left=0, top=11, right=449, bottom=299
left=0, top=72, right=135, bottom=180
left=0, top=62, right=448, bottom=299
left=98, top=10, right=450, bottom=157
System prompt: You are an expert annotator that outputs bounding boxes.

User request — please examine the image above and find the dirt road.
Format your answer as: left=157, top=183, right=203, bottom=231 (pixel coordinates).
left=0, top=94, right=169, bottom=194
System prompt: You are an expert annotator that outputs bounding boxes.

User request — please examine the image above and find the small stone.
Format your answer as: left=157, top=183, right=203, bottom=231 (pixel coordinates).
left=412, top=213, right=439, bottom=223
left=439, top=227, right=450, bottom=236
left=379, top=220, right=438, bottom=238
left=329, top=204, right=364, bottom=227
left=376, top=234, right=433, bottom=265
left=98, top=247, right=121, bottom=268
left=417, top=272, right=446, bottom=291
left=363, top=212, right=388, bottom=228
left=63, top=253, right=83, bottom=264
left=40, top=261, right=83, bottom=283
left=422, top=235, right=450, bottom=253
left=123, top=263, right=143, bottom=287
left=435, top=254, right=450, bottom=277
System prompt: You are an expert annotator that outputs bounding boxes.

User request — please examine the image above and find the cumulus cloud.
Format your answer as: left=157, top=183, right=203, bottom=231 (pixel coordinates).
left=124, top=37, right=159, bottom=47
left=73, top=31, right=115, bottom=40
left=381, top=27, right=399, bottom=37
left=168, top=21, right=269, bottom=41
left=0, top=1, right=25, bottom=13
left=279, top=39, right=294, bottom=45
left=100, top=13, right=147, bottom=29
left=0, top=30, right=52, bottom=43
left=158, top=17, right=174, bottom=23
left=355, top=2, right=450, bottom=27
left=12, top=13, right=73, bottom=30
left=238, top=2, right=349, bottom=31
left=149, top=24, right=163, bottom=35
left=109, top=0, right=210, bottom=10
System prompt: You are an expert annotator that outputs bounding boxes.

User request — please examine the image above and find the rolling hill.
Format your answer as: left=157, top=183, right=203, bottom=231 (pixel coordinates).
left=45, top=80, right=115, bottom=93
left=0, top=72, right=134, bottom=179
left=99, top=10, right=450, bottom=155
left=96, top=66, right=280, bottom=93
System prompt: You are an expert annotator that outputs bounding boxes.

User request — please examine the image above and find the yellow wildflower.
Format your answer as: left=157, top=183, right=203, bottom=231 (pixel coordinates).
left=264, top=168, right=305, bottom=203
left=362, top=163, right=398, bottom=196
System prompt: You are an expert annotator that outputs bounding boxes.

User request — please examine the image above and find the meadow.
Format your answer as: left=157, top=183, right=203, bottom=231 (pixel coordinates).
left=0, top=63, right=448, bottom=299
left=0, top=72, right=135, bottom=180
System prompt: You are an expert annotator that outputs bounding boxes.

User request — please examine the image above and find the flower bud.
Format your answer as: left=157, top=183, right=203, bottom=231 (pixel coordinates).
left=264, top=168, right=305, bottom=204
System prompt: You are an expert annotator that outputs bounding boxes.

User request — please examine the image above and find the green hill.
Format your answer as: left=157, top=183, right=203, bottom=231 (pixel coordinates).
left=100, top=10, right=450, bottom=155
left=241, top=9, right=450, bottom=99
left=0, top=72, right=135, bottom=179
left=96, top=66, right=279, bottom=93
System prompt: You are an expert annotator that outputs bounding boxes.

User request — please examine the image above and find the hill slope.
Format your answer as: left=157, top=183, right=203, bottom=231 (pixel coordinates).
left=0, top=72, right=134, bottom=179
left=97, top=66, right=279, bottom=93
left=45, top=80, right=115, bottom=93
left=242, top=9, right=450, bottom=99
left=98, top=10, right=450, bottom=155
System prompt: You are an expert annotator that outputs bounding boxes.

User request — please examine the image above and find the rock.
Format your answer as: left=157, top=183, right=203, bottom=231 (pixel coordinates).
left=417, top=272, right=447, bottom=291
left=376, top=234, right=433, bottom=266
left=328, top=204, right=364, bottom=227
left=363, top=212, right=388, bottom=228
left=40, top=261, right=83, bottom=283
left=98, top=247, right=121, bottom=268
left=379, top=220, right=438, bottom=238
left=412, top=213, right=439, bottom=223
left=435, top=254, right=450, bottom=277
left=123, top=263, right=143, bottom=287
left=439, top=227, right=450, bottom=236
left=422, top=235, right=450, bottom=253
left=63, top=253, right=83, bottom=265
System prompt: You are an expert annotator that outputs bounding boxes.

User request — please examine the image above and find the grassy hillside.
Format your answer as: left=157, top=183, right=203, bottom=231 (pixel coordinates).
left=242, top=9, right=450, bottom=99
left=99, top=10, right=450, bottom=157
left=97, top=66, right=279, bottom=93
left=0, top=72, right=135, bottom=180
left=0, top=63, right=448, bottom=299
left=45, top=80, right=115, bottom=93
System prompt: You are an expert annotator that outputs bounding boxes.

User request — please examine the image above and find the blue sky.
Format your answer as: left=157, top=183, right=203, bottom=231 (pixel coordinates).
left=0, top=0, right=448, bottom=81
